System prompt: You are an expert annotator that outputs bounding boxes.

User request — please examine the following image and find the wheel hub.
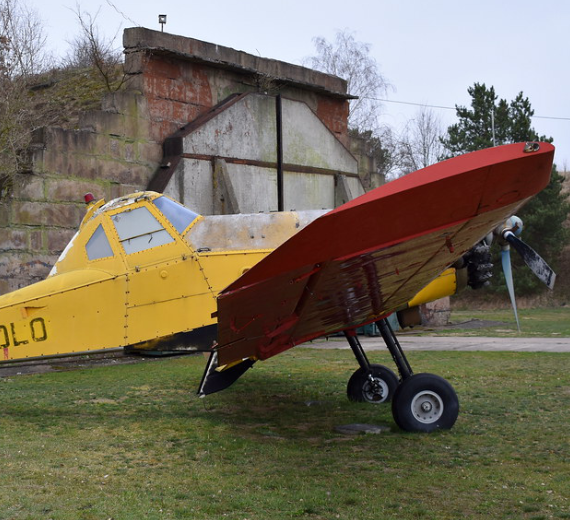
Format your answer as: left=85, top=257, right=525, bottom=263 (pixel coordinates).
left=411, top=390, right=444, bottom=424
left=364, top=376, right=388, bottom=403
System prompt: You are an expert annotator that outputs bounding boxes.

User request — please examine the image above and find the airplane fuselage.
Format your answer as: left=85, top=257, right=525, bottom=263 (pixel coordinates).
left=0, top=193, right=328, bottom=360
left=0, top=191, right=461, bottom=362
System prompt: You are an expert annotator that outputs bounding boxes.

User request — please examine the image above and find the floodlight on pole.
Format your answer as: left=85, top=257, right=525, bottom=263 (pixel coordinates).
left=159, top=15, right=167, bottom=32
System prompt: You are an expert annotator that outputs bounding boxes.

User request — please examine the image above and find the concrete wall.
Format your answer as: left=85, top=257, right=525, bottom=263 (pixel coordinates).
left=122, top=28, right=352, bottom=147
left=162, top=93, right=361, bottom=214
left=0, top=28, right=367, bottom=296
left=0, top=91, right=161, bottom=295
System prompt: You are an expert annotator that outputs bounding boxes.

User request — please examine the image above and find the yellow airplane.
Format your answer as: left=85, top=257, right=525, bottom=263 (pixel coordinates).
left=0, top=191, right=458, bottom=361
left=0, top=142, right=556, bottom=432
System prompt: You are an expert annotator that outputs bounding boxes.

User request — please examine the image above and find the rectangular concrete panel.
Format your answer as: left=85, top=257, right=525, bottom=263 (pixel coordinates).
left=346, top=176, right=365, bottom=198
left=167, top=159, right=214, bottom=215
left=225, top=163, right=278, bottom=213
left=283, top=171, right=335, bottom=211
left=183, top=95, right=277, bottom=163
left=282, top=98, right=357, bottom=174
left=168, top=94, right=363, bottom=216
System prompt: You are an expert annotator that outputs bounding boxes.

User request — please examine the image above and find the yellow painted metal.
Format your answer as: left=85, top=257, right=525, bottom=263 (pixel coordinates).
left=125, top=255, right=215, bottom=345
left=0, top=192, right=279, bottom=361
left=196, top=250, right=271, bottom=294
left=0, top=190, right=465, bottom=363
left=49, top=217, right=126, bottom=279
left=0, top=271, right=127, bottom=360
left=407, top=268, right=458, bottom=308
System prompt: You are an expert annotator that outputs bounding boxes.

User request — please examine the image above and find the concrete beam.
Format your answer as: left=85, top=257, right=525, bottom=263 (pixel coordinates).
left=214, top=158, right=240, bottom=214
left=123, top=27, right=353, bottom=99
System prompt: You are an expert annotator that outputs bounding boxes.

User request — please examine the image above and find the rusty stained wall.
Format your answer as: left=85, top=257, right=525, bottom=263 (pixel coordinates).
left=0, top=28, right=358, bottom=296
left=123, top=28, right=352, bottom=147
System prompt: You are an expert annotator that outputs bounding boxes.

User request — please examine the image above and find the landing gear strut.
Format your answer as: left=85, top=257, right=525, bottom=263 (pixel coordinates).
left=345, top=330, right=398, bottom=403
left=345, top=318, right=459, bottom=432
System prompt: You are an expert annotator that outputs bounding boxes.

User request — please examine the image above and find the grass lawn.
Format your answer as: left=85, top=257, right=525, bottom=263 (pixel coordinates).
left=435, top=307, right=570, bottom=337
left=1, top=341, right=570, bottom=519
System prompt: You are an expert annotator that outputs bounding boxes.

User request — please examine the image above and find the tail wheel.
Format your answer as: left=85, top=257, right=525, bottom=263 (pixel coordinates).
left=347, top=364, right=399, bottom=404
left=392, top=373, right=459, bottom=432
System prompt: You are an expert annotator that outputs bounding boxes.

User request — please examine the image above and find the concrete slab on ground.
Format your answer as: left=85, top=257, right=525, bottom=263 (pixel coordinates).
left=307, top=335, right=570, bottom=353
left=2, top=332, right=569, bottom=379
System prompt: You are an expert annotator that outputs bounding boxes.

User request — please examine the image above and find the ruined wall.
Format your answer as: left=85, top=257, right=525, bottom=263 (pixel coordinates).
left=0, top=91, right=161, bottom=295
left=122, top=28, right=351, bottom=146
left=0, top=28, right=356, bottom=296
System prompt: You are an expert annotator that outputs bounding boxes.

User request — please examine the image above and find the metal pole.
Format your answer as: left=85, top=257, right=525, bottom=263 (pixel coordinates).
left=276, top=94, right=284, bottom=211
left=491, top=108, right=496, bottom=146
left=376, top=318, right=413, bottom=380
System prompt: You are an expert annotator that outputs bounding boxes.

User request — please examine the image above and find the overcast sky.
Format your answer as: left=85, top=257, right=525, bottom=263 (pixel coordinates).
left=29, top=0, right=570, bottom=170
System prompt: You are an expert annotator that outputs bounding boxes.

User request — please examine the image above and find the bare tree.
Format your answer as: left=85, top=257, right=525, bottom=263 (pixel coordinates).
left=395, top=106, right=444, bottom=177
left=0, top=0, right=50, bottom=78
left=0, top=0, right=51, bottom=199
left=0, top=0, right=127, bottom=201
left=304, top=30, right=395, bottom=185
left=304, top=30, right=390, bottom=133
left=62, top=5, right=126, bottom=92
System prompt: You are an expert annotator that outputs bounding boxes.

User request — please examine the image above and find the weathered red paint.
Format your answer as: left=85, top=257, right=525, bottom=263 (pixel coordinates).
left=215, top=142, right=555, bottom=365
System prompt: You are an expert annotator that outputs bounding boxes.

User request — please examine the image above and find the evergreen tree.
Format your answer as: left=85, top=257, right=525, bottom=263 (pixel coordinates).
left=511, top=164, right=569, bottom=294
left=442, top=83, right=569, bottom=295
left=441, top=83, right=540, bottom=155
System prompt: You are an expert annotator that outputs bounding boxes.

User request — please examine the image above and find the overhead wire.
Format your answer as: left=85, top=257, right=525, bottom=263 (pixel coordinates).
left=105, top=0, right=139, bottom=27
left=366, top=96, right=570, bottom=122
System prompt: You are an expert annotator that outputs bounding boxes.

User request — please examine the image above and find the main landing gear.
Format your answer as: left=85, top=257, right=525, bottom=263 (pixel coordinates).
left=344, top=318, right=459, bottom=433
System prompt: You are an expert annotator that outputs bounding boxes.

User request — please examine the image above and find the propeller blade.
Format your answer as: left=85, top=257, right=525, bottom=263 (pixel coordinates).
left=503, top=231, right=557, bottom=289
left=501, top=247, right=521, bottom=332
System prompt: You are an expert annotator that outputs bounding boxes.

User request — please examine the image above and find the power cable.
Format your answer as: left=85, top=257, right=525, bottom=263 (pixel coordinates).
left=368, top=97, right=570, bottom=122
left=105, top=0, right=139, bottom=27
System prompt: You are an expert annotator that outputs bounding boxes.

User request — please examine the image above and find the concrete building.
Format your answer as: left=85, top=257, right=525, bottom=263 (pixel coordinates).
left=0, top=28, right=380, bottom=295
left=153, top=92, right=362, bottom=214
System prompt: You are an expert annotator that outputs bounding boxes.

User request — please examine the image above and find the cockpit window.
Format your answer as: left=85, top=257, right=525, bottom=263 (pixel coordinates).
left=111, top=206, right=174, bottom=254
left=153, top=196, right=199, bottom=234
left=86, top=224, right=114, bottom=260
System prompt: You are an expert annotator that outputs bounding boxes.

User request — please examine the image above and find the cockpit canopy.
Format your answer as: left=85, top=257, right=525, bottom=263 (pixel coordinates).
left=51, top=192, right=200, bottom=276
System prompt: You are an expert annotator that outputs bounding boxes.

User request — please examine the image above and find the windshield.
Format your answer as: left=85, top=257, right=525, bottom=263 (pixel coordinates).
left=153, top=196, right=199, bottom=234
left=111, top=206, right=174, bottom=254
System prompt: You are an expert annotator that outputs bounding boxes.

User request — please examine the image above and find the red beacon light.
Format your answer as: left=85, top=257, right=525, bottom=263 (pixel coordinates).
left=84, top=193, right=95, bottom=205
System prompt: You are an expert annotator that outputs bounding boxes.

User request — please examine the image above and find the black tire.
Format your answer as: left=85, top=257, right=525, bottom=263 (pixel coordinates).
left=347, top=364, right=399, bottom=404
left=391, top=373, right=459, bottom=432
